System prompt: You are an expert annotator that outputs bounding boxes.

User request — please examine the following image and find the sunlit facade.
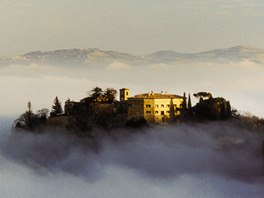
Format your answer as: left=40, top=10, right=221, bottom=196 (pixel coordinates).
left=127, top=92, right=183, bottom=123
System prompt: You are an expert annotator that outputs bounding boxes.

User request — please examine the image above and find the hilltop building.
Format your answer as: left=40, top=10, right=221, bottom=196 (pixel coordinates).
left=127, top=91, right=183, bottom=123
left=64, top=88, right=185, bottom=125
left=15, top=87, right=233, bottom=132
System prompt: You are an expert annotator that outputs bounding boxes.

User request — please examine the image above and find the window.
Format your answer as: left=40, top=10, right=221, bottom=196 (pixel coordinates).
left=155, top=111, right=159, bottom=114
left=155, top=104, right=159, bottom=108
left=166, top=104, right=170, bottom=108
left=146, top=111, right=151, bottom=114
left=166, top=111, right=170, bottom=114
left=161, top=104, right=164, bottom=108
left=126, top=92, right=128, bottom=95
left=146, top=104, right=151, bottom=108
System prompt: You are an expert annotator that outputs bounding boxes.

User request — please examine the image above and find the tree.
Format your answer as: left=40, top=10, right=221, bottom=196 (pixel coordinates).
left=89, top=87, right=103, bottom=102
left=67, top=103, right=93, bottom=137
left=87, top=87, right=117, bottom=103
left=193, top=92, right=212, bottom=102
left=15, top=111, right=35, bottom=129
left=36, top=108, right=49, bottom=121
left=14, top=101, right=48, bottom=130
left=51, top=96, right=63, bottom=116
left=104, top=88, right=117, bottom=103
left=193, top=95, right=231, bottom=120
left=182, top=92, right=187, bottom=109
left=27, top=101, right=33, bottom=128
left=180, top=93, right=193, bottom=120
left=187, top=93, right=192, bottom=109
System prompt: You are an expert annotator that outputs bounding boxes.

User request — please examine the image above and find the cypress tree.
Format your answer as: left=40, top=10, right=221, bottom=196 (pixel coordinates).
left=182, top=92, right=187, bottom=110
left=188, top=93, right=192, bottom=109
left=51, top=96, right=63, bottom=116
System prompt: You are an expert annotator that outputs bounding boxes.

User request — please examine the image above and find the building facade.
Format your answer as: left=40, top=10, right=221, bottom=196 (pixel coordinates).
left=127, top=92, right=183, bottom=123
left=64, top=88, right=184, bottom=125
left=119, top=88, right=130, bottom=102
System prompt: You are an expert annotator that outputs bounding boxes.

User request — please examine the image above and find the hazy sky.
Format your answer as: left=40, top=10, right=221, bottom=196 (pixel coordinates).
left=1, top=0, right=264, bottom=56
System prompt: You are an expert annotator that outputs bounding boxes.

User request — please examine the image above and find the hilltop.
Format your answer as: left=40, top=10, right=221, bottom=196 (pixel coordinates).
left=1, top=45, right=264, bottom=67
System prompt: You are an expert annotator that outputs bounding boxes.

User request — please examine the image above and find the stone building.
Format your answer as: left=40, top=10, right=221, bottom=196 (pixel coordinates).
left=119, top=88, right=130, bottom=102
left=126, top=91, right=183, bottom=123
left=64, top=88, right=184, bottom=125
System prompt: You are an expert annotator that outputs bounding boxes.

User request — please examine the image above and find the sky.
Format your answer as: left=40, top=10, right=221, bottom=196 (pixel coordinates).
left=1, top=0, right=264, bottom=56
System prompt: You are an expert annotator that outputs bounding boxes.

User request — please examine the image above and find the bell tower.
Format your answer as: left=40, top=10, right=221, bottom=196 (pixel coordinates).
left=120, top=88, right=130, bottom=102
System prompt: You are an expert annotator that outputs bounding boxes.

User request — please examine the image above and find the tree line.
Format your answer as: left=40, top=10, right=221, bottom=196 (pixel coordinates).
left=14, top=96, right=64, bottom=130
left=14, top=87, right=118, bottom=131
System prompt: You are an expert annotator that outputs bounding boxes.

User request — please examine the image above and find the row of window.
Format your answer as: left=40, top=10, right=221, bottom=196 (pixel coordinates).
left=146, top=104, right=177, bottom=108
left=146, top=111, right=170, bottom=114
left=128, top=104, right=178, bottom=108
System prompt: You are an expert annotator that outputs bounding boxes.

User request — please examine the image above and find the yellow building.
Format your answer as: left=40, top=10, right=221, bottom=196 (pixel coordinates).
left=119, top=88, right=130, bottom=102
left=127, top=92, right=183, bottom=123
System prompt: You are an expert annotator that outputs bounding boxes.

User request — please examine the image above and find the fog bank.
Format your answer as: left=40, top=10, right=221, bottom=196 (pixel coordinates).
left=1, top=60, right=264, bottom=197
left=0, top=119, right=264, bottom=198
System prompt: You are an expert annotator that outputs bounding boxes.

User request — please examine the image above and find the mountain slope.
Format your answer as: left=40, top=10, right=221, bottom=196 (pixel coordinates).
left=194, top=45, right=264, bottom=63
left=0, top=48, right=145, bottom=67
left=146, top=45, right=264, bottom=64
left=1, top=45, right=264, bottom=67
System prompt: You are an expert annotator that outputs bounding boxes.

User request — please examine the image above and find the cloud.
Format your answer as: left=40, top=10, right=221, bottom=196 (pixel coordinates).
left=0, top=120, right=264, bottom=198
left=107, top=62, right=132, bottom=70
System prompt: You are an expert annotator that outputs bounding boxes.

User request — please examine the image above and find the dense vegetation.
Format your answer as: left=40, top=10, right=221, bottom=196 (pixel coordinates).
left=14, top=88, right=264, bottom=135
left=14, top=101, right=49, bottom=130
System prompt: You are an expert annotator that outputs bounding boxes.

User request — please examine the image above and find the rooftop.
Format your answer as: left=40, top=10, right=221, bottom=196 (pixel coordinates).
left=130, top=92, right=183, bottom=99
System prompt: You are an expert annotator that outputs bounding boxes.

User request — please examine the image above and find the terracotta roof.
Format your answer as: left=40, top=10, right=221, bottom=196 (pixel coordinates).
left=129, top=93, right=183, bottom=99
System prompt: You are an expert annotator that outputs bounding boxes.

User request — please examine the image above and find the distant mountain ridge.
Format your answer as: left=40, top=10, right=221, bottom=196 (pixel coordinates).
left=1, top=45, right=264, bottom=67
left=147, top=45, right=264, bottom=64
left=0, top=48, right=145, bottom=67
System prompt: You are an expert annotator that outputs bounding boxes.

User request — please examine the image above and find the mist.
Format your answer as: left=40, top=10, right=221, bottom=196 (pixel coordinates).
left=1, top=60, right=264, bottom=197
left=0, top=118, right=264, bottom=198
left=1, top=60, right=264, bottom=117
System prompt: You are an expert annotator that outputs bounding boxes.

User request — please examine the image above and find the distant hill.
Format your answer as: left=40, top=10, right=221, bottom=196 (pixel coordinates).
left=146, top=45, right=264, bottom=64
left=1, top=45, right=264, bottom=67
left=194, top=45, right=264, bottom=63
left=0, top=48, right=145, bottom=67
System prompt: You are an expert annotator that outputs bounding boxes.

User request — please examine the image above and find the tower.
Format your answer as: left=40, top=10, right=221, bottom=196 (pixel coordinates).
left=119, top=88, right=130, bottom=102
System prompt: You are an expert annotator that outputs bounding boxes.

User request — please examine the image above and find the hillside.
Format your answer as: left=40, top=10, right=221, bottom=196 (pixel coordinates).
left=1, top=45, right=264, bottom=67
left=0, top=48, right=145, bottom=67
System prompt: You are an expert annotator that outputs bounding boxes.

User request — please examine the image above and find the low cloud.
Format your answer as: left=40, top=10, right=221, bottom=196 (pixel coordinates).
left=0, top=119, right=264, bottom=198
left=107, top=62, right=132, bottom=70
